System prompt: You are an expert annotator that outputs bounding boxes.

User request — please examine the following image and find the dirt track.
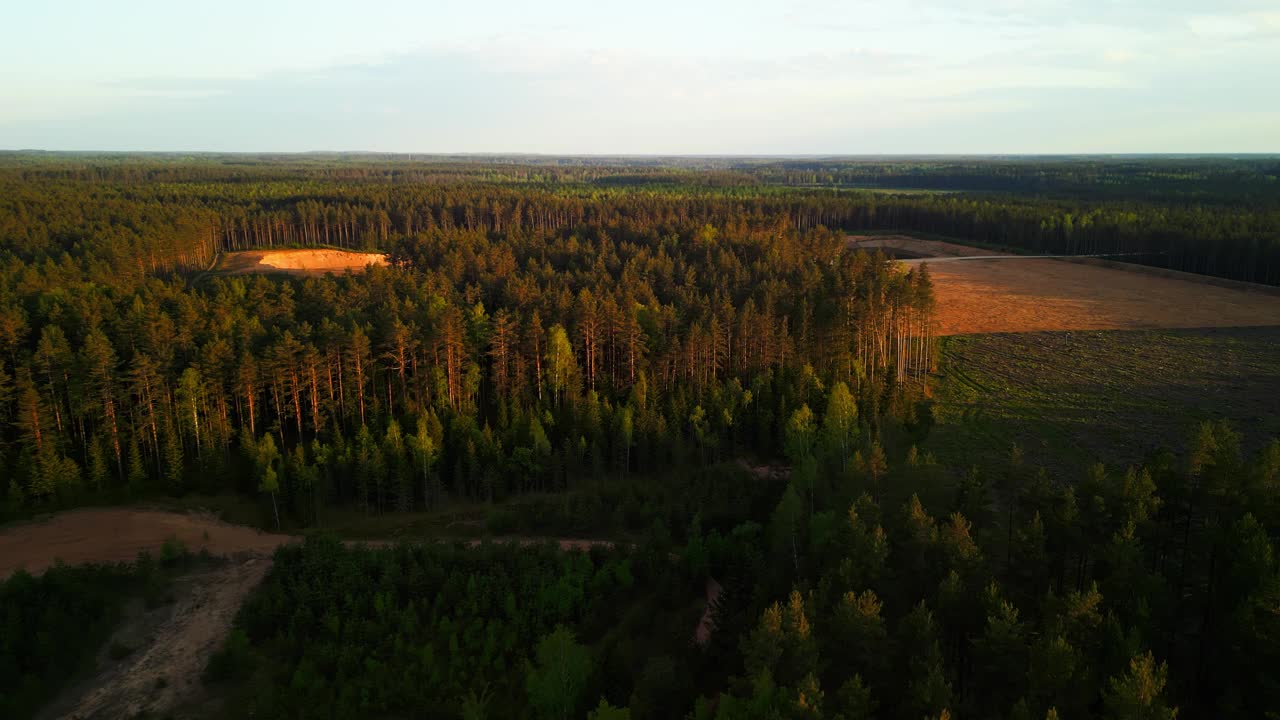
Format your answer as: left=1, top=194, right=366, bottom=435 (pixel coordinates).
left=216, top=248, right=388, bottom=276
left=38, top=559, right=271, bottom=720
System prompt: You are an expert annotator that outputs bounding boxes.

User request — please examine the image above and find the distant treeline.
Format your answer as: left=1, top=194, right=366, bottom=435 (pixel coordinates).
left=1, top=156, right=1277, bottom=284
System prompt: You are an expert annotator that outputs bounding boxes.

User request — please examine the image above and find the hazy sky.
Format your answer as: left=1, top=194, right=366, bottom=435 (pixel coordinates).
left=2, top=0, right=1277, bottom=153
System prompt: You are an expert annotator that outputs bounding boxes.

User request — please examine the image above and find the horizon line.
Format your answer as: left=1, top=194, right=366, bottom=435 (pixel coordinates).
left=3, top=150, right=1279, bottom=159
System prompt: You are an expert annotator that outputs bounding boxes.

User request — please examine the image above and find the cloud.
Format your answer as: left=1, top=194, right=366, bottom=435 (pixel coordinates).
left=2, top=1, right=1276, bottom=152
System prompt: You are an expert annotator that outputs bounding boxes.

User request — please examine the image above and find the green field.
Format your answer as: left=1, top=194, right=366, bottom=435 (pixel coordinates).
left=924, top=327, right=1280, bottom=477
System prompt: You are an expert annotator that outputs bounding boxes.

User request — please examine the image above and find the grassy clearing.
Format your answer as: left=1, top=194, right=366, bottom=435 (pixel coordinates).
left=848, top=228, right=1031, bottom=255
left=924, top=327, right=1280, bottom=478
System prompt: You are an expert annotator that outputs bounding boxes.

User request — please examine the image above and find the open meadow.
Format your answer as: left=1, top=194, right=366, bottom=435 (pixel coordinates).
left=923, top=327, right=1280, bottom=477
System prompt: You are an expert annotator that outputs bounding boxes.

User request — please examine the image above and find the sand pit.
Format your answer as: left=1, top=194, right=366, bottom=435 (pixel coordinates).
left=0, top=508, right=291, bottom=578
left=216, top=248, right=388, bottom=276
left=848, top=236, right=1280, bottom=336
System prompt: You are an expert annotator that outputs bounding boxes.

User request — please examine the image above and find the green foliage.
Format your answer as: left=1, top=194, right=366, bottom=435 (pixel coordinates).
left=3, top=156, right=1280, bottom=719
left=0, top=558, right=179, bottom=719
left=204, top=629, right=255, bottom=684
left=588, top=698, right=631, bottom=719
left=221, top=537, right=680, bottom=720
left=928, top=329, right=1280, bottom=478
left=526, top=626, right=593, bottom=720
left=1103, top=652, right=1178, bottom=720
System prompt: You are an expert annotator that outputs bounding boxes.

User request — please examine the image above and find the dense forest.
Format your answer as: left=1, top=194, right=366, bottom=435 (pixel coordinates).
left=2, top=155, right=1279, bottom=719
left=0, top=156, right=947, bottom=521
left=209, top=423, right=1280, bottom=719
left=1, top=154, right=1278, bottom=520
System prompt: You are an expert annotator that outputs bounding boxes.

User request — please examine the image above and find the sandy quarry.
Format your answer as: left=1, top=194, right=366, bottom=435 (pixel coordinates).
left=216, top=248, right=388, bottom=276
left=848, top=235, right=1280, bottom=336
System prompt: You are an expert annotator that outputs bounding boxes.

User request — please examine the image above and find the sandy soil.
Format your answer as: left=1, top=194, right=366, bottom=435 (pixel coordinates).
left=0, top=508, right=291, bottom=578
left=216, top=248, right=388, bottom=276
left=38, top=558, right=271, bottom=720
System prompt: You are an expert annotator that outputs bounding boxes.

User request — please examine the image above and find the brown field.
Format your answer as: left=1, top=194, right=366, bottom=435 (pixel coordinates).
left=848, top=236, right=1280, bottom=335
left=0, top=507, right=290, bottom=578
left=215, top=248, right=388, bottom=276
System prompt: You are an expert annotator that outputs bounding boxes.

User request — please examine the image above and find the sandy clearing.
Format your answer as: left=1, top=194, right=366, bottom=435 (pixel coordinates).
left=216, top=248, right=388, bottom=276
left=919, top=257, right=1280, bottom=336
left=0, top=508, right=291, bottom=578
left=0, top=507, right=622, bottom=579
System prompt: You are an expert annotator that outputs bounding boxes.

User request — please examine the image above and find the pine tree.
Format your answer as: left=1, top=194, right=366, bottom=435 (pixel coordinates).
left=1102, top=651, right=1178, bottom=720
left=526, top=626, right=592, bottom=720
left=127, top=435, right=148, bottom=491
left=822, top=381, right=858, bottom=470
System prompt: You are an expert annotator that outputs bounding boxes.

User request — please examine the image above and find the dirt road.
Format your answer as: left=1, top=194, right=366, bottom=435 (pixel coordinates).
left=38, top=558, right=272, bottom=720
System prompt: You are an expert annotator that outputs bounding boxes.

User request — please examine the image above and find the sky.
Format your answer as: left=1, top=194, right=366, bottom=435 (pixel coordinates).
left=1, top=0, right=1277, bottom=154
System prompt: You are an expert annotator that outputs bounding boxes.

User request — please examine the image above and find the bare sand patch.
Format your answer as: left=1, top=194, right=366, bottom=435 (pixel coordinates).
left=38, top=558, right=271, bottom=720
left=0, top=508, right=290, bottom=578
left=216, top=248, right=388, bottom=276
